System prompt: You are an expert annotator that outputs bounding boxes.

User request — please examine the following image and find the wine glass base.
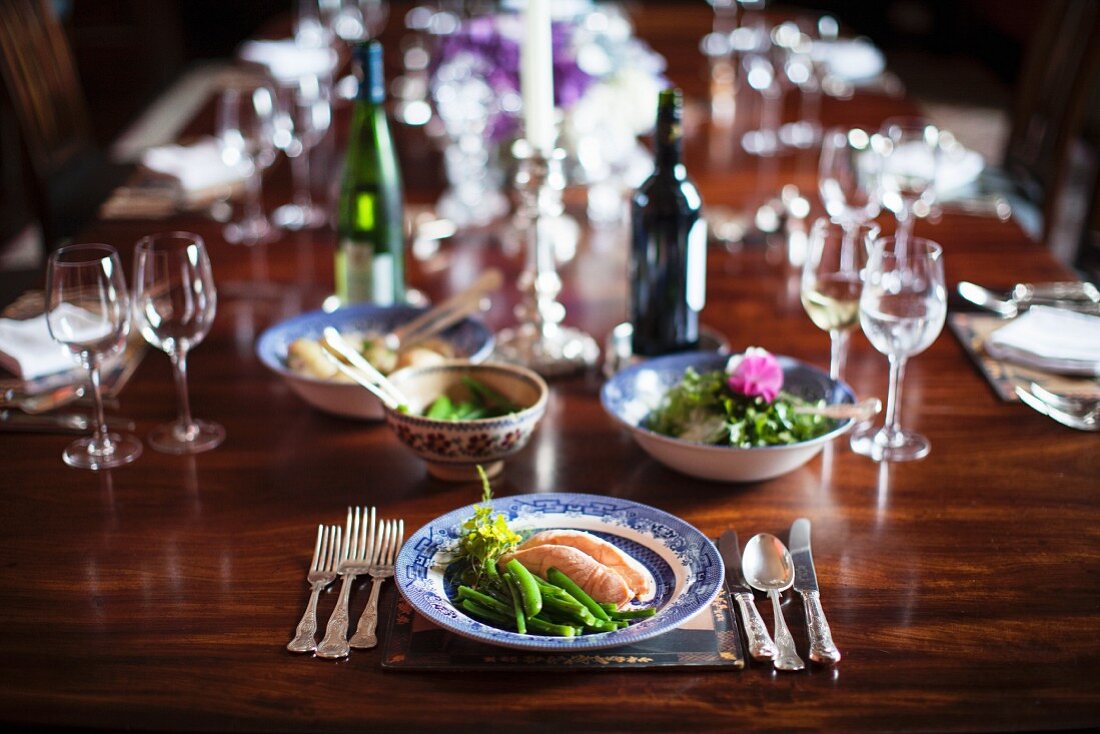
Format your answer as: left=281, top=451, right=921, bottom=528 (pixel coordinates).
left=63, top=433, right=143, bottom=471
left=148, top=419, right=226, bottom=455
left=494, top=323, right=599, bottom=377
left=851, top=427, right=930, bottom=462
left=273, top=204, right=328, bottom=231
left=224, top=217, right=277, bottom=246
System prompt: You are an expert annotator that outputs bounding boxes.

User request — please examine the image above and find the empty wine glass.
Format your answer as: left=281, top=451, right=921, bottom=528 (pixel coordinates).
left=852, top=235, right=946, bottom=462
left=819, top=126, right=881, bottom=226
left=133, top=232, right=224, bottom=454
left=217, top=84, right=278, bottom=245
left=273, top=74, right=333, bottom=230
left=741, top=52, right=784, bottom=156
left=874, top=117, right=940, bottom=243
left=801, top=218, right=880, bottom=381
left=45, top=244, right=143, bottom=470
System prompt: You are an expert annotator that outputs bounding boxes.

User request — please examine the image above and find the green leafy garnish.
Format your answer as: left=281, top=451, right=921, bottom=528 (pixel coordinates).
left=645, top=368, right=835, bottom=447
left=456, top=466, right=521, bottom=587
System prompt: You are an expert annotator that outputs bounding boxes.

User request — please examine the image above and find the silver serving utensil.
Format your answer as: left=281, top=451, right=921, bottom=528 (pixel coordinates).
left=1015, top=385, right=1100, bottom=432
left=789, top=518, right=841, bottom=664
left=319, top=328, right=410, bottom=408
left=1029, top=382, right=1100, bottom=415
left=742, top=533, right=805, bottom=672
left=383, top=269, right=502, bottom=354
left=719, top=530, right=776, bottom=662
left=795, top=397, right=882, bottom=422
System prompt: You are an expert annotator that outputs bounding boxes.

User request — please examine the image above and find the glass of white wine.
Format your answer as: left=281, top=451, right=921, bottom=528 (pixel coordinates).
left=801, top=218, right=879, bottom=381
left=133, top=232, right=225, bottom=454
left=852, top=235, right=946, bottom=462
left=46, top=244, right=143, bottom=470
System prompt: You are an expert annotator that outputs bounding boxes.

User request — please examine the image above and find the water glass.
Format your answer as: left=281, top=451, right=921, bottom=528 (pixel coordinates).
left=216, top=85, right=278, bottom=245
left=45, top=244, right=143, bottom=470
left=133, top=232, right=225, bottom=454
left=852, top=235, right=946, bottom=462
left=800, top=218, right=879, bottom=381
left=874, top=117, right=940, bottom=241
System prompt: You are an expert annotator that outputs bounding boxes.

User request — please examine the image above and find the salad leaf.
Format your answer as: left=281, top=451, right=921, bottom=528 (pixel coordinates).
left=456, top=466, right=522, bottom=587
left=645, top=368, right=835, bottom=448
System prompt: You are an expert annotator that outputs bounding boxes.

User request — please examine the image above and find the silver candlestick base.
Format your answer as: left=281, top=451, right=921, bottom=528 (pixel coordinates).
left=494, top=139, right=598, bottom=377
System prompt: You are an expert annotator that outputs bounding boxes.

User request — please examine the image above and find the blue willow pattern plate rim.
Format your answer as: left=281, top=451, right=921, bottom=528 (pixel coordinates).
left=395, top=492, right=724, bottom=651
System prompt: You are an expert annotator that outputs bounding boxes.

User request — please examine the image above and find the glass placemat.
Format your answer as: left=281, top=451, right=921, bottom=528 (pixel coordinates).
left=948, top=312, right=1100, bottom=402
left=381, top=586, right=744, bottom=671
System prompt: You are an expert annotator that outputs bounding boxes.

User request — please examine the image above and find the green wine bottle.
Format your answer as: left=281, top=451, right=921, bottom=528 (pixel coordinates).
left=336, top=41, right=405, bottom=305
left=630, top=87, right=706, bottom=356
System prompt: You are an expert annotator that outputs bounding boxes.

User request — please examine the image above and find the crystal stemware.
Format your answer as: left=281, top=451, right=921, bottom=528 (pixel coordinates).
left=45, top=244, right=143, bottom=470
left=852, top=235, right=946, bottom=462
left=133, top=232, right=225, bottom=454
left=216, top=84, right=278, bottom=245
left=273, top=74, right=333, bottom=230
left=801, top=218, right=879, bottom=381
left=874, top=117, right=940, bottom=243
left=819, top=126, right=881, bottom=227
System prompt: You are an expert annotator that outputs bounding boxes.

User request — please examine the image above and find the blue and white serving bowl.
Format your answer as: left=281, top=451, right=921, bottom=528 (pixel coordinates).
left=395, top=492, right=724, bottom=651
left=256, top=303, right=494, bottom=420
left=601, top=351, right=856, bottom=482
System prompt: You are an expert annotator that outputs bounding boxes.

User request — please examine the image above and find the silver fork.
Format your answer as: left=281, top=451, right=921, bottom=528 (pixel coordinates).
left=286, top=524, right=341, bottom=653
left=316, top=506, right=376, bottom=659
left=1030, top=382, right=1100, bottom=417
left=350, top=518, right=404, bottom=649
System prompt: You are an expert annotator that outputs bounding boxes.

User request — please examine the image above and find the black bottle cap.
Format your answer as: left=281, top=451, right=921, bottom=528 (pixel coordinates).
left=354, top=40, right=386, bottom=104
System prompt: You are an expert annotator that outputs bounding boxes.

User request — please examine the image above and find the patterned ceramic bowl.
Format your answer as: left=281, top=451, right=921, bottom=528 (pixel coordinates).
left=256, top=304, right=494, bottom=421
left=383, top=361, right=549, bottom=482
left=601, top=351, right=856, bottom=482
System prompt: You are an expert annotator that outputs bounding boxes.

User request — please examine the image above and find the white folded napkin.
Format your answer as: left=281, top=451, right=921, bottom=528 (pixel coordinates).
left=142, top=138, right=249, bottom=194
left=812, top=39, right=885, bottom=83
left=239, top=39, right=338, bottom=82
left=987, top=306, right=1100, bottom=367
left=883, top=140, right=985, bottom=194
left=0, top=305, right=102, bottom=380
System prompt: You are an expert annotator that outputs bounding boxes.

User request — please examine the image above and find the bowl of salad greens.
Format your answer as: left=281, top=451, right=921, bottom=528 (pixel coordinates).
left=600, top=349, right=856, bottom=482
left=384, top=361, right=548, bottom=482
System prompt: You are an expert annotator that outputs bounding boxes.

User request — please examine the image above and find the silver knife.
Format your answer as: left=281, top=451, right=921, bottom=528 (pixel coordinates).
left=958, top=281, right=1100, bottom=318
left=718, top=530, right=777, bottom=661
left=789, top=518, right=841, bottom=664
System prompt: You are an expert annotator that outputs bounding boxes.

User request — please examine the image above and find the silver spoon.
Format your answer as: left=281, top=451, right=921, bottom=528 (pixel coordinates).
left=320, top=328, right=410, bottom=408
left=742, top=533, right=806, bottom=672
left=795, top=397, right=882, bottom=422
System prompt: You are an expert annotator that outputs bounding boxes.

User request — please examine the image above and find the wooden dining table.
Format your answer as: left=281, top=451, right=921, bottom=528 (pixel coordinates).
left=2, top=4, right=1098, bottom=732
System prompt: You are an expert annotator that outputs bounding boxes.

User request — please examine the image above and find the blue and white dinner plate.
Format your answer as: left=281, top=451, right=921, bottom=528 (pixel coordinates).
left=395, top=493, right=724, bottom=651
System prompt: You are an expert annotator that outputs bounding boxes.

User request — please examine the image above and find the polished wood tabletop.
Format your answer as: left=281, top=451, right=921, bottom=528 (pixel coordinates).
left=1, top=4, right=1098, bottom=732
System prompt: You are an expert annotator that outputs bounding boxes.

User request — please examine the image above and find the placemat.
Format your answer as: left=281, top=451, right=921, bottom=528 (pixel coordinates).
left=948, top=312, right=1100, bottom=402
left=381, top=586, right=745, bottom=671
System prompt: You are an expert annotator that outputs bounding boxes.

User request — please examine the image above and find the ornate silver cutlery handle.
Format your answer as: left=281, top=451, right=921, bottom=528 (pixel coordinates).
left=768, top=590, right=805, bottom=671
left=349, top=577, right=384, bottom=649
left=316, top=574, right=354, bottom=659
left=734, top=591, right=777, bottom=661
left=287, top=582, right=325, bottom=653
left=800, top=589, right=841, bottom=664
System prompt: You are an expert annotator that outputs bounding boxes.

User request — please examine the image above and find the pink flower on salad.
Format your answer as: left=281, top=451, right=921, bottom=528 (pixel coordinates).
left=726, top=347, right=783, bottom=403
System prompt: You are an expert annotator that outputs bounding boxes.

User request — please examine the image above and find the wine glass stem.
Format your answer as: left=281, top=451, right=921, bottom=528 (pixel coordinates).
left=829, top=329, right=849, bottom=381
left=291, top=147, right=313, bottom=209
left=244, top=167, right=264, bottom=223
left=170, top=349, right=195, bottom=434
left=883, top=354, right=908, bottom=440
left=897, top=207, right=914, bottom=245
left=86, top=352, right=111, bottom=452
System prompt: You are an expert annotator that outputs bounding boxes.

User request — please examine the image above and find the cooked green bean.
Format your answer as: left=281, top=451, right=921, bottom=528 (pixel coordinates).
left=461, top=599, right=513, bottom=627
left=503, top=571, right=527, bottom=635
left=457, top=585, right=513, bottom=617
left=607, top=607, right=657, bottom=620
left=504, top=559, right=542, bottom=617
left=526, top=616, right=576, bottom=637
left=546, top=567, right=611, bottom=621
left=542, top=594, right=596, bottom=625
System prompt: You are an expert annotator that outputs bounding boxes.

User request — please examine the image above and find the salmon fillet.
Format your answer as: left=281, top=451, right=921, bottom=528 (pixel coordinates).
left=518, top=530, right=657, bottom=602
left=499, top=544, right=634, bottom=609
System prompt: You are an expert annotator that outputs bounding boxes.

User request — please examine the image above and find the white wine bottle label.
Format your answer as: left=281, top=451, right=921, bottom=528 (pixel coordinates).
left=686, top=218, right=707, bottom=312
left=338, top=241, right=397, bottom=305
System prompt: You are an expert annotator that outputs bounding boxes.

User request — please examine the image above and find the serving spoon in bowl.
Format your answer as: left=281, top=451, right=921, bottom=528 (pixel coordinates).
left=320, top=328, right=411, bottom=410
left=795, top=396, right=882, bottom=422
left=742, top=533, right=806, bottom=672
